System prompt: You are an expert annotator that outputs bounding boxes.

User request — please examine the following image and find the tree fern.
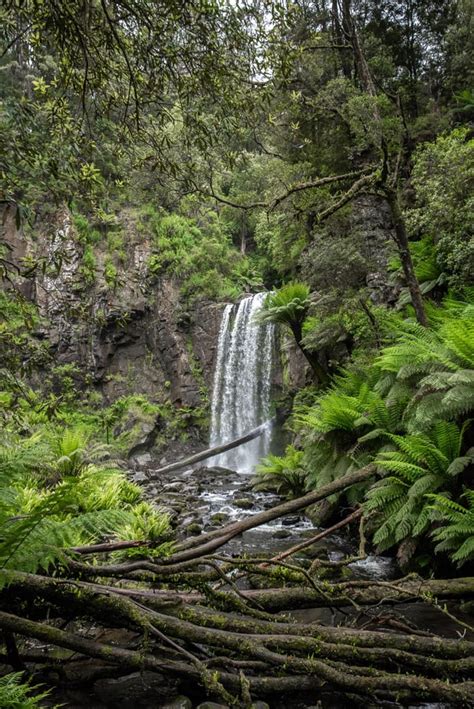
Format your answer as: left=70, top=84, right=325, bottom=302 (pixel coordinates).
left=256, top=283, right=310, bottom=329
left=376, top=304, right=474, bottom=431
left=429, top=491, right=474, bottom=565
left=365, top=422, right=471, bottom=554
left=294, top=369, right=383, bottom=497
left=409, top=369, right=474, bottom=430
left=255, top=446, right=307, bottom=497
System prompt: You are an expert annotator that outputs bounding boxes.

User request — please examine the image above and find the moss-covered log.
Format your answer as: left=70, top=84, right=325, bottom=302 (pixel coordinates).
left=2, top=571, right=474, bottom=705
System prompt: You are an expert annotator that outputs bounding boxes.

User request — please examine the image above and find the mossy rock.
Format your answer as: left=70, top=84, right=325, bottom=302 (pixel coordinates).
left=233, top=497, right=254, bottom=510
left=161, top=696, right=193, bottom=709
left=211, top=512, right=229, bottom=524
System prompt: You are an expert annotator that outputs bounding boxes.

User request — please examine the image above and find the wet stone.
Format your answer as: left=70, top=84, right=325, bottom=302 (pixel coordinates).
left=160, top=696, right=193, bottom=709
left=281, top=515, right=300, bottom=526
left=273, top=529, right=291, bottom=539
left=186, top=522, right=202, bottom=535
left=233, top=497, right=254, bottom=510
left=163, top=482, right=184, bottom=492
left=211, top=512, right=229, bottom=524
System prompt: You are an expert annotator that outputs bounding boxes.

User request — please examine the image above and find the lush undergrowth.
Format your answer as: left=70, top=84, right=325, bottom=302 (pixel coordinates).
left=0, top=672, right=51, bottom=708
left=0, top=421, right=173, bottom=584
left=258, top=292, right=474, bottom=571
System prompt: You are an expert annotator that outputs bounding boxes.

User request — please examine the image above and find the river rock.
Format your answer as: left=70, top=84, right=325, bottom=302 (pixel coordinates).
left=281, top=515, right=300, bottom=526
left=160, top=696, right=193, bottom=709
left=196, top=703, right=229, bottom=709
left=94, top=671, right=177, bottom=706
left=164, top=480, right=186, bottom=491
left=273, top=529, right=291, bottom=539
left=211, top=512, right=229, bottom=524
left=186, top=522, right=202, bottom=535
left=233, top=497, right=254, bottom=510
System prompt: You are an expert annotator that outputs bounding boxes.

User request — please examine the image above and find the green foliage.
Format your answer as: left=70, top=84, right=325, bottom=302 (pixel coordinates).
left=46, top=426, right=111, bottom=477
left=255, top=446, right=306, bottom=497
left=254, top=211, right=308, bottom=276
left=104, top=259, right=119, bottom=288
left=257, top=283, right=310, bottom=333
left=407, top=128, right=474, bottom=287
left=143, top=205, right=259, bottom=301
left=295, top=368, right=389, bottom=496
left=377, top=301, right=474, bottom=430
left=429, top=491, right=474, bottom=566
left=73, top=212, right=101, bottom=245
left=281, top=294, right=474, bottom=566
left=366, top=422, right=471, bottom=553
left=0, top=673, right=51, bottom=708
left=0, top=427, right=173, bottom=584
left=389, top=236, right=447, bottom=301
left=0, top=292, right=48, bottom=377
left=80, top=244, right=97, bottom=285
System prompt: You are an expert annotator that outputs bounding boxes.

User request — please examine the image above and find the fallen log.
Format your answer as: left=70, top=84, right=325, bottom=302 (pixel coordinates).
left=231, top=576, right=474, bottom=611
left=164, top=465, right=376, bottom=563
left=3, top=572, right=474, bottom=704
left=6, top=572, right=474, bottom=660
left=149, top=419, right=274, bottom=475
left=76, top=575, right=473, bottom=612
left=268, top=507, right=363, bottom=564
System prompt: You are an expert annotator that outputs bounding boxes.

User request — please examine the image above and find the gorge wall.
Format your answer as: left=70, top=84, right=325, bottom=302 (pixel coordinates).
left=1, top=195, right=396, bottom=460
left=2, top=204, right=224, bottom=407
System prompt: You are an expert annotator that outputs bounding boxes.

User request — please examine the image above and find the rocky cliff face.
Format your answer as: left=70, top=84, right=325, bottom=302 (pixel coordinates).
left=2, top=196, right=395, bottom=456
left=2, top=204, right=227, bottom=451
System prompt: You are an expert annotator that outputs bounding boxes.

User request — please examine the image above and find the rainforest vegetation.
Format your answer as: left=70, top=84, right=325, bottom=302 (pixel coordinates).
left=1, top=1, right=474, bottom=707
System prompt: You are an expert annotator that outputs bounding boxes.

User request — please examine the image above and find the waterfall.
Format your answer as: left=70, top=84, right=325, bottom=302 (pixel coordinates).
left=209, top=293, right=275, bottom=472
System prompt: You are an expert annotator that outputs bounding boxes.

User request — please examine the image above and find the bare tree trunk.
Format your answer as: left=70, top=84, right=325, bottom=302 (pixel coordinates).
left=290, top=322, right=330, bottom=386
left=341, top=0, right=427, bottom=327
left=384, top=185, right=428, bottom=326
left=150, top=420, right=272, bottom=476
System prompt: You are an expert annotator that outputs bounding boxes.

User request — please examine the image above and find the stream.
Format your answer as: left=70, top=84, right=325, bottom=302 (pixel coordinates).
left=133, top=462, right=472, bottom=709
left=51, top=294, right=472, bottom=708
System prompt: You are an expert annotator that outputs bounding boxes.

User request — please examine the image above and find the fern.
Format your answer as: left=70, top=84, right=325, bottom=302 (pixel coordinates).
left=256, top=283, right=310, bottom=329
left=0, top=673, right=51, bottom=708
left=429, top=491, right=474, bottom=565
left=46, top=426, right=113, bottom=477
left=0, top=479, right=134, bottom=581
left=0, top=430, right=173, bottom=585
left=0, top=433, right=51, bottom=485
left=365, top=422, right=470, bottom=553
left=255, top=446, right=307, bottom=497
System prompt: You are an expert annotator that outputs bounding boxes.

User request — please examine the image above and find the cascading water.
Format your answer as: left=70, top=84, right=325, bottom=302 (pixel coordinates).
left=209, top=293, right=275, bottom=472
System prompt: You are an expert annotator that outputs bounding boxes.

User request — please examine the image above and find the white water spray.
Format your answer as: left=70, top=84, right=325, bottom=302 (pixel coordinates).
left=209, top=293, right=275, bottom=472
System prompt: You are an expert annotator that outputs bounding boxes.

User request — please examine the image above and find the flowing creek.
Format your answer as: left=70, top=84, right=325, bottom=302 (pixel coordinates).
left=140, top=292, right=471, bottom=708
left=48, top=293, right=471, bottom=708
left=128, top=293, right=474, bottom=709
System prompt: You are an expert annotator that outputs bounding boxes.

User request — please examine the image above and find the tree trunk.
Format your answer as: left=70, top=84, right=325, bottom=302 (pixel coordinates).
left=150, top=420, right=273, bottom=476
left=384, top=186, right=428, bottom=326
left=290, top=322, right=330, bottom=386
left=342, top=1, right=427, bottom=328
